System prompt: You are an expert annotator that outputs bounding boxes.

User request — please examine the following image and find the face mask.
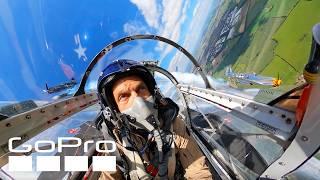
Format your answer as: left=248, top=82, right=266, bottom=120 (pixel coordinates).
left=122, top=96, right=160, bottom=131
left=121, top=95, right=174, bottom=175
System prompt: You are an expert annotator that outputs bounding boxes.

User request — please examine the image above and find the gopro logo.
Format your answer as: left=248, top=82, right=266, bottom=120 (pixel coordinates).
left=8, top=137, right=116, bottom=172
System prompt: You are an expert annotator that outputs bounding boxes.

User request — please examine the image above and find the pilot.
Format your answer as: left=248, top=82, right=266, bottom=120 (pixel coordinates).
left=96, top=59, right=212, bottom=179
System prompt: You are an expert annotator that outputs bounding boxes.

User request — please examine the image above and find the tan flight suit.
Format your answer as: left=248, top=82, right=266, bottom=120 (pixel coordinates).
left=99, top=117, right=213, bottom=180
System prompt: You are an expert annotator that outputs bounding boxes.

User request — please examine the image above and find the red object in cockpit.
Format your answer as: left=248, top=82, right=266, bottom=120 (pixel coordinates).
left=68, top=128, right=80, bottom=134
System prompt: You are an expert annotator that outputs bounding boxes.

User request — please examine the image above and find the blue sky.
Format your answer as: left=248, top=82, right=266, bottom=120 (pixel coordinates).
left=0, top=0, right=218, bottom=102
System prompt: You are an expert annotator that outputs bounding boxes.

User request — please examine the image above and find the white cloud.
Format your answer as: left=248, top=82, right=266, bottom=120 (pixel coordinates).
left=117, top=41, right=156, bottom=60
left=168, top=0, right=214, bottom=72
left=127, top=0, right=216, bottom=73
left=109, top=31, right=118, bottom=39
left=87, top=80, right=98, bottom=91
left=157, top=0, right=185, bottom=51
left=156, top=0, right=190, bottom=64
left=0, top=79, right=16, bottom=101
left=128, top=0, right=189, bottom=56
left=123, top=21, right=149, bottom=35
left=192, top=2, right=200, bottom=17
left=0, top=1, right=46, bottom=100
left=130, top=0, right=160, bottom=28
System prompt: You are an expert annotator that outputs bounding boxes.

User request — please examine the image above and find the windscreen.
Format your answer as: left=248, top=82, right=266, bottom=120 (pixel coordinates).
left=1, top=0, right=314, bottom=111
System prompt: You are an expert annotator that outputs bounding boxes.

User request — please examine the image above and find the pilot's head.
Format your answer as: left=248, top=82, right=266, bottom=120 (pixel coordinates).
left=111, top=75, right=151, bottom=112
left=97, top=59, right=157, bottom=113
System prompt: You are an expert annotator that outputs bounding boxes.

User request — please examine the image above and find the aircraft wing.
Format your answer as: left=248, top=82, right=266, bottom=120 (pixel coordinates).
left=246, top=77, right=274, bottom=86
left=0, top=97, right=100, bottom=179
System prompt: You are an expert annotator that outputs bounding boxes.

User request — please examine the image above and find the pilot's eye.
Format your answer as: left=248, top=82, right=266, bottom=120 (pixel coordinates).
left=118, top=93, right=129, bottom=102
left=138, top=85, right=148, bottom=94
left=139, top=86, right=147, bottom=91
